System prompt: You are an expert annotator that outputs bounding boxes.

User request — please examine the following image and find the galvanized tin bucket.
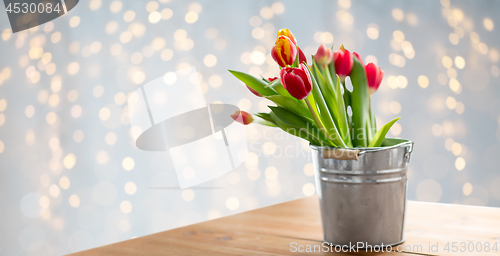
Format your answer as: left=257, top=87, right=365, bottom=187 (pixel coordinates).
left=311, top=138, right=414, bottom=247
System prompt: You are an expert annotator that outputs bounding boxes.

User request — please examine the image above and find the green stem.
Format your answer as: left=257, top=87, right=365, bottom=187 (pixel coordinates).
left=366, top=97, right=373, bottom=143
left=323, top=65, right=337, bottom=94
left=304, top=97, right=331, bottom=144
left=341, top=81, right=350, bottom=110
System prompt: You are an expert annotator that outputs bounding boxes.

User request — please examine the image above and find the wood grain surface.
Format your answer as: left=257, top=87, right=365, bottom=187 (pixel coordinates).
left=71, top=196, right=500, bottom=255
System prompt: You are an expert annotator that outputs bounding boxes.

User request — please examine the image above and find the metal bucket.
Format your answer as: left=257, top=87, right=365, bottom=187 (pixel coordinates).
left=311, top=139, right=414, bottom=247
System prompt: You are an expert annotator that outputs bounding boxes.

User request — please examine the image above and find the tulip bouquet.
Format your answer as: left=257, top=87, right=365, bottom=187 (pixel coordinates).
left=229, top=28, right=400, bottom=148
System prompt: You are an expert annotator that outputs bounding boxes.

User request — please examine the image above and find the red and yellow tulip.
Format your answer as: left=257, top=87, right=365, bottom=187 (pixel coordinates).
left=271, top=35, right=297, bottom=67
left=276, top=28, right=296, bottom=44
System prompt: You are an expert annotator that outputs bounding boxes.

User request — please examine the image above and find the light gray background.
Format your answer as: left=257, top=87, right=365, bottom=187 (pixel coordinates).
left=0, top=0, right=499, bottom=254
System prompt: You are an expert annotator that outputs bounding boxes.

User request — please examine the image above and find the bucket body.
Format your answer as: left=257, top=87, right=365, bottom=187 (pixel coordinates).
left=311, top=140, right=414, bottom=247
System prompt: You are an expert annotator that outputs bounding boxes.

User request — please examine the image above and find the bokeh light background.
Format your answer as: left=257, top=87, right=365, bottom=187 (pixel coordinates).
left=0, top=0, right=499, bottom=254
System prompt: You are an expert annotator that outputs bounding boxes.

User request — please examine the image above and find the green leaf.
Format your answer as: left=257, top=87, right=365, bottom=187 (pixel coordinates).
left=266, top=95, right=312, bottom=120
left=342, top=84, right=351, bottom=111
left=321, top=62, right=338, bottom=95
left=306, top=94, right=320, bottom=118
left=327, top=60, right=336, bottom=85
left=255, top=112, right=274, bottom=123
left=229, top=70, right=277, bottom=96
left=349, top=57, right=369, bottom=147
left=335, top=75, right=352, bottom=147
left=305, top=66, right=346, bottom=147
left=312, top=62, right=339, bottom=129
left=382, top=138, right=409, bottom=147
left=270, top=112, right=321, bottom=146
left=259, top=75, right=270, bottom=83
left=251, top=113, right=277, bottom=127
left=257, top=120, right=278, bottom=127
left=368, top=117, right=401, bottom=147
left=269, top=106, right=333, bottom=146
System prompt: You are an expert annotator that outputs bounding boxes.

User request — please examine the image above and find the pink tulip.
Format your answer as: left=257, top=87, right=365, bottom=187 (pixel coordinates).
left=314, top=44, right=334, bottom=65
left=279, top=63, right=312, bottom=100
left=365, top=63, right=384, bottom=95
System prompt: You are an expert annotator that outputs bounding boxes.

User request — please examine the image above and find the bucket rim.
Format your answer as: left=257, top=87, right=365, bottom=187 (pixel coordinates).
left=310, top=138, right=414, bottom=153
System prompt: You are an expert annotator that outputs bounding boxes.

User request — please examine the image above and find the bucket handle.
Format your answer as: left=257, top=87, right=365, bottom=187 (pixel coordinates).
left=323, top=148, right=361, bottom=160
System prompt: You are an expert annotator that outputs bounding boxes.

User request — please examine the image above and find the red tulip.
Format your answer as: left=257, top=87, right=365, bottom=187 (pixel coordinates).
left=231, top=111, right=254, bottom=125
left=333, top=46, right=354, bottom=81
left=314, top=44, right=334, bottom=65
left=298, top=47, right=307, bottom=64
left=365, top=63, right=384, bottom=95
left=279, top=63, right=312, bottom=100
left=271, top=35, right=297, bottom=67
left=246, top=85, right=263, bottom=97
left=353, top=52, right=363, bottom=65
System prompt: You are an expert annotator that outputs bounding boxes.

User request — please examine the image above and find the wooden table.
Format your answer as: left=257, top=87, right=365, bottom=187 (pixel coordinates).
left=73, top=196, right=500, bottom=255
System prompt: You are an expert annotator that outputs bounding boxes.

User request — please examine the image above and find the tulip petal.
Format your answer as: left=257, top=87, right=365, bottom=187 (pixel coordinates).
left=282, top=73, right=304, bottom=99
left=231, top=111, right=253, bottom=125
left=298, top=47, right=307, bottom=64
left=268, top=78, right=297, bottom=101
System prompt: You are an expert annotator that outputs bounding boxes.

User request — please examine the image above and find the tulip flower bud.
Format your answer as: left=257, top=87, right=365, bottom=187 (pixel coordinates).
left=246, top=85, right=263, bottom=97
left=271, top=35, right=297, bottom=67
left=353, top=52, right=363, bottom=65
left=365, top=62, right=384, bottom=95
left=334, top=46, right=354, bottom=81
left=277, top=28, right=296, bottom=44
left=268, top=77, right=278, bottom=82
left=279, top=63, right=313, bottom=100
left=231, top=111, right=254, bottom=125
left=298, top=47, right=307, bottom=64
left=314, top=44, right=334, bottom=65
